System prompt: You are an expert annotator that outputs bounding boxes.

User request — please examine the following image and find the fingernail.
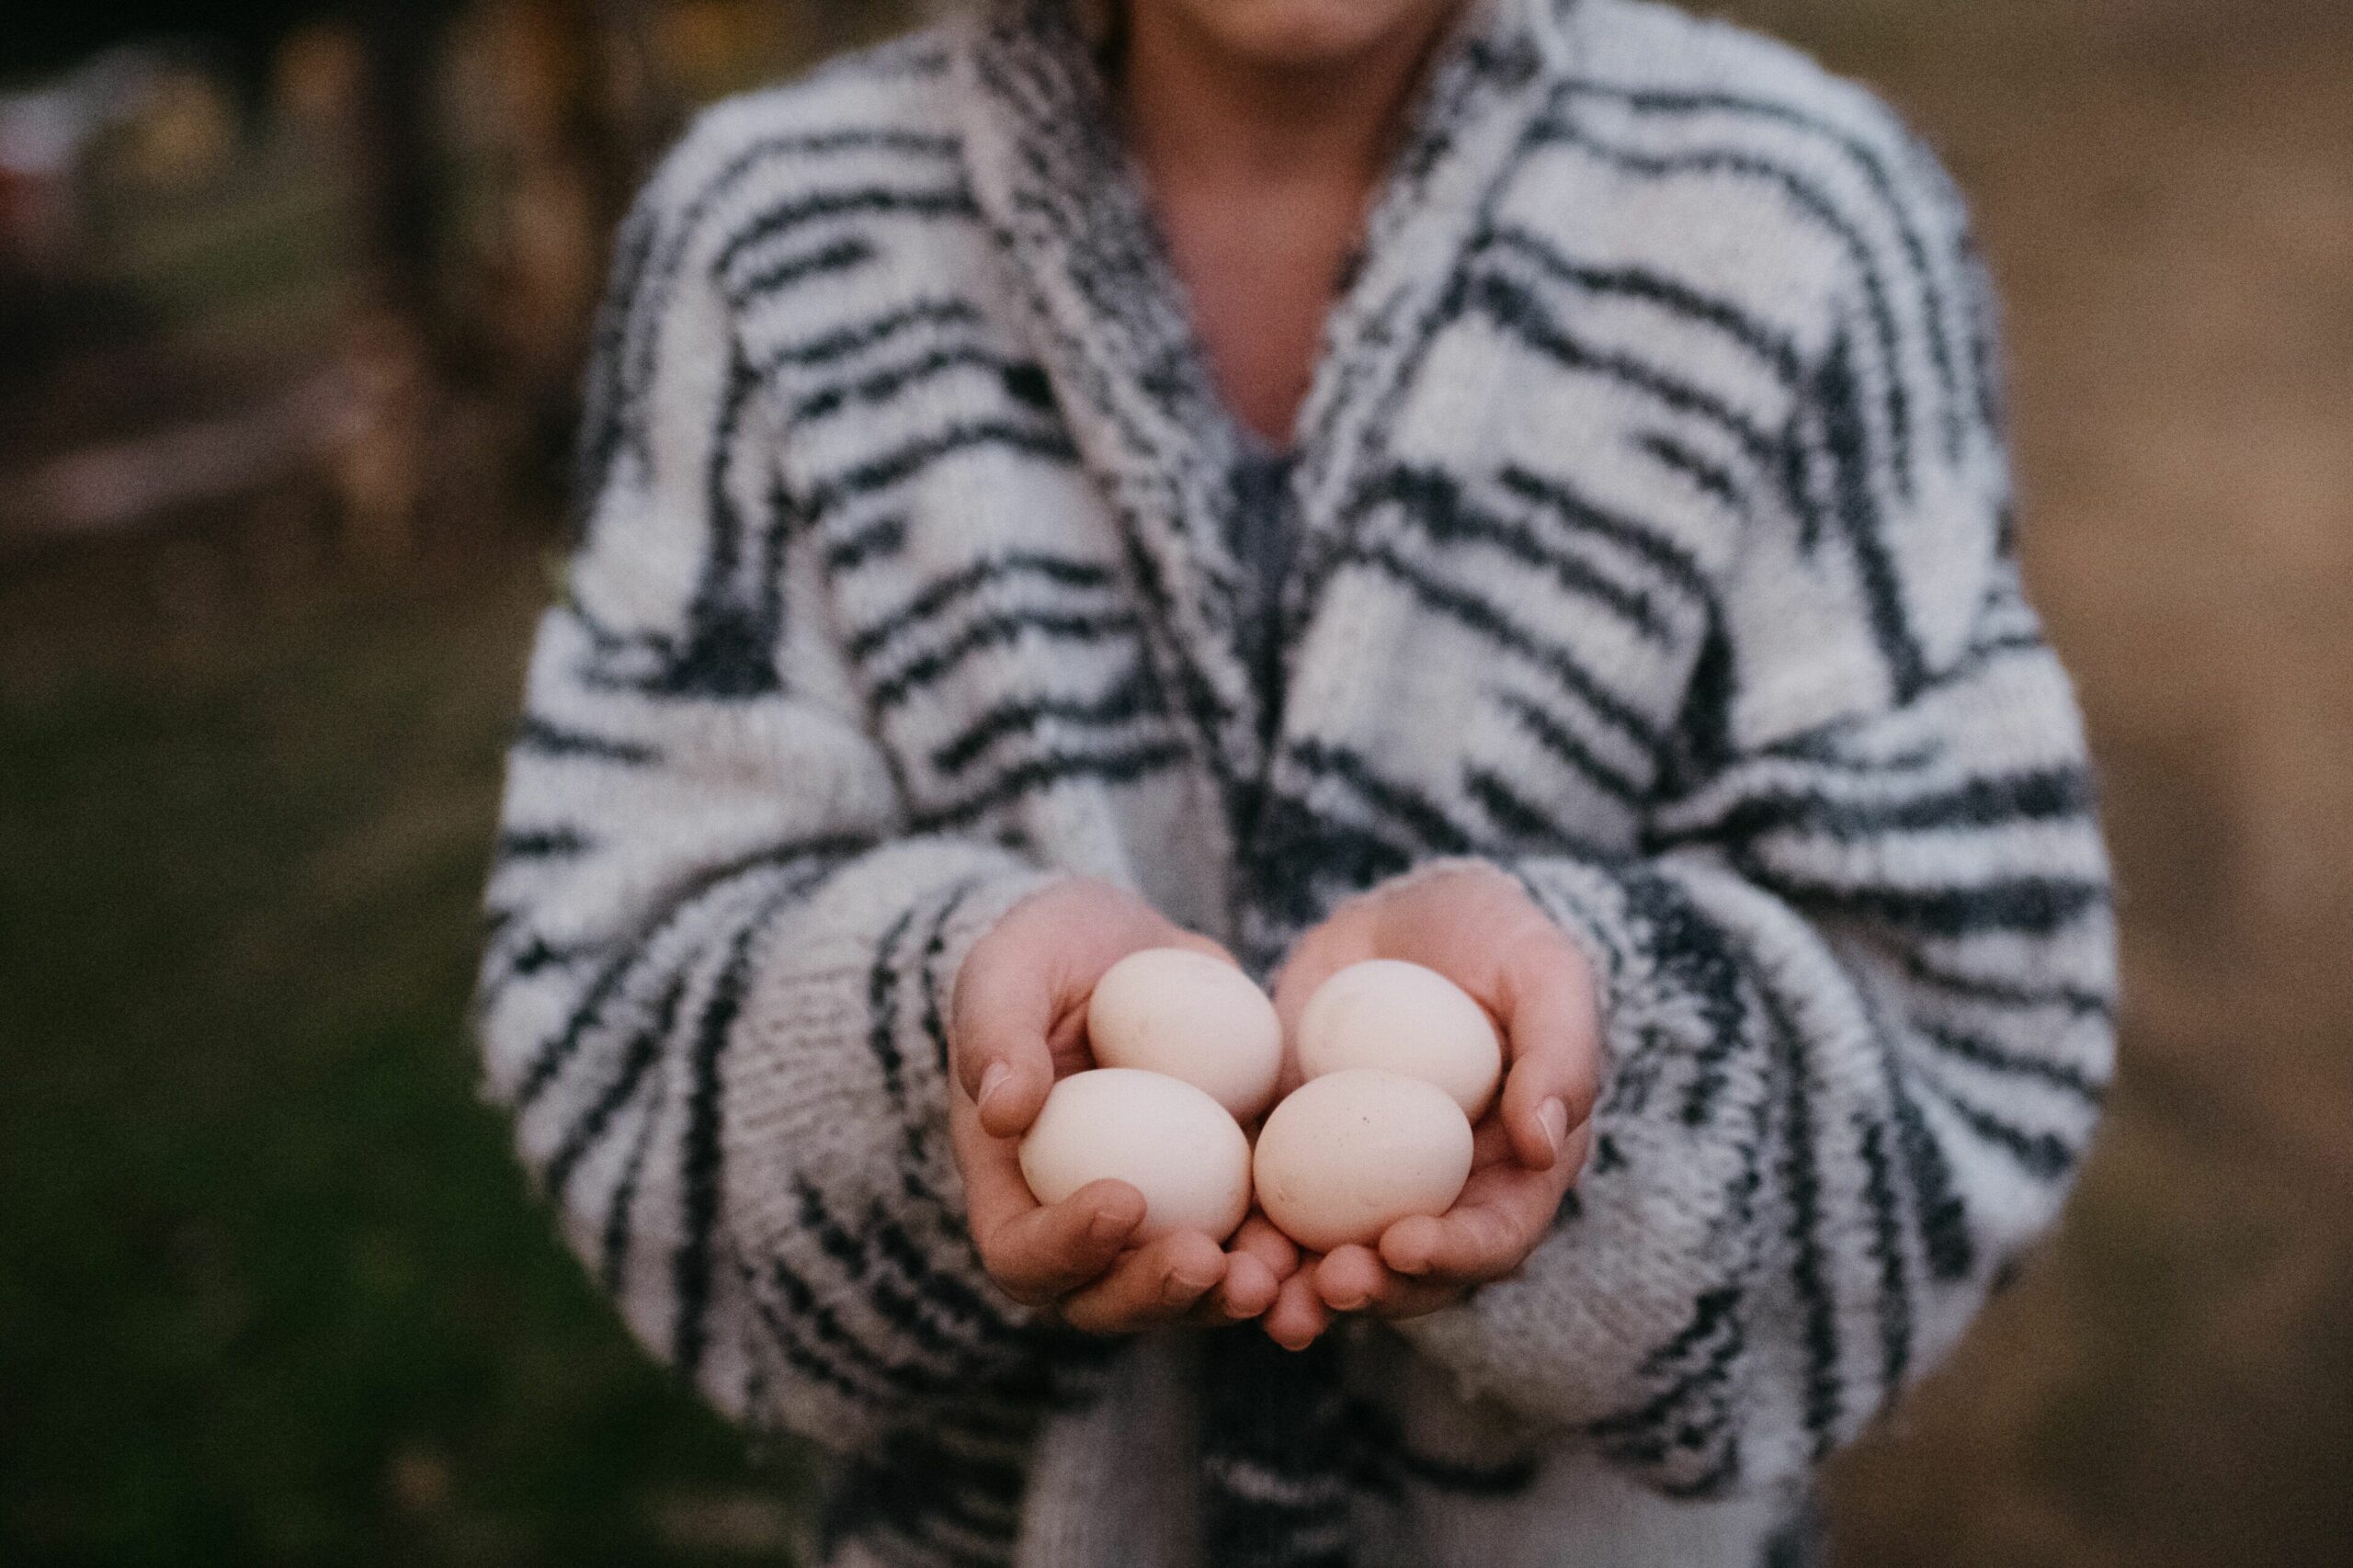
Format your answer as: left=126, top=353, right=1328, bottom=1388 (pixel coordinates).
left=1088, top=1208, right=1135, bottom=1246
left=1326, top=1290, right=1369, bottom=1312
left=1539, top=1098, right=1570, bottom=1158
left=1165, top=1271, right=1215, bottom=1307
left=977, top=1062, right=1011, bottom=1114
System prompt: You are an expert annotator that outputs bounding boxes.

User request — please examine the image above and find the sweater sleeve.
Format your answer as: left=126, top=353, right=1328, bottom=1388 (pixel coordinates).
left=473, top=124, right=1065, bottom=1458
left=1394, top=153, right=2117, bottom=1498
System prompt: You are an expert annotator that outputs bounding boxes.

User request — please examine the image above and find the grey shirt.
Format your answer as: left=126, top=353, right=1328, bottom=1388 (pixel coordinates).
left=1224, top=429, right=1299, bottom=741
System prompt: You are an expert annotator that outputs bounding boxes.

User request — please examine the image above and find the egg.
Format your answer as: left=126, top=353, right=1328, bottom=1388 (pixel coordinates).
left=1295, top=959, right=1504, bottom=1119
left=1252, top=1069, right=1475, bottom=1253
left=1018, top=1069, right=1254, bottom=1243
left=1086, top=948, right=1285, bottom=1121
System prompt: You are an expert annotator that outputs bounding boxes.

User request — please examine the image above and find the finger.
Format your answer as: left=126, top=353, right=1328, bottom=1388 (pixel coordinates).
left=1262, top=1267, right=1333, bottom=1351
left=1311, top=1244, right=1392, bottom=1312
left=1311, top=1247, right=1465, bottom=1321
left=1494, top=927, right=1604, bottom=1171
left=1059, top=1230, right=1229, bottom=1335
left=1377, top=1165, right=1567, bottom=1289
left=1376, top=1206, right=1520, bottom=1288
left=1204, top=1250, right=1281, bottom=1323
left=953, top=1091, right=1058, bottom=1256
left=952, top=942, right=1066, bottom=1139
left=1231, top=1214, right=1302, bottom=1284
left=1468, top=1114, right=1519, bottom=1167
left=976, top=1178, right=1145, bottom=1304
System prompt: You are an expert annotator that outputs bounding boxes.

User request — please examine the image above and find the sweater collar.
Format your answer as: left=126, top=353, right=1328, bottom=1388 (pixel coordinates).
left=953, top=0, right=1568, bottom=815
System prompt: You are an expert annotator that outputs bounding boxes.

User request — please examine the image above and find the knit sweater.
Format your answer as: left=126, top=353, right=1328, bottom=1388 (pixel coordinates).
left=474, top=1, right=2118, bottom=1563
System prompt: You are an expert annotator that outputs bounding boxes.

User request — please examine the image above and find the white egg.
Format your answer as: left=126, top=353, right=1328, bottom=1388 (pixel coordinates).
left=1086, top=948, right=1284, bottom=1121
left=1253, top=1069, right=1474, bottom=1254
left=1018, top=1069, right=1253, bottom=1243
left=1296, top=959, right=1504, bottom=1119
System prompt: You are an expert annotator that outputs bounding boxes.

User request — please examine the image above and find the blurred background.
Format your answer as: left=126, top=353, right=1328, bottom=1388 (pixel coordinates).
left=1, top=0, right=2347, bottom=1562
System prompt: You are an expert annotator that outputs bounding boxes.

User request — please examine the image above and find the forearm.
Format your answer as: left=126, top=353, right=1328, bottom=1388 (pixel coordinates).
left=479, top=605, right=1086, bottom=1449
left=467, top=104, right=1126, bottom=1451
left=704, top=843, right=1066, bottom=1442
left=1394, top=637, right=2117, bottom=1495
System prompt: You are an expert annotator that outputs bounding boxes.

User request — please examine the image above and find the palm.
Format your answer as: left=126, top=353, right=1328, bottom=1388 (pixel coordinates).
left=1259, top=864, right=1600, bottom=1347
left=947, top=881, right=1296, bottom=1334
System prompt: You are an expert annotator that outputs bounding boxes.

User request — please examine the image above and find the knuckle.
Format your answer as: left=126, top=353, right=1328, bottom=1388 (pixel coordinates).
left=973, top=1229, right=1012, bottom=1275
left=1069, top=1295, right=1150, bottom=1336
left=989, top=1270, right=1052, bottom=1308
left=1464, top=1211, right=1518, bottom=1264
left=977, top=1237, right=1048, bottom=1301
left=983, top=1253, right=1046, bottom=1300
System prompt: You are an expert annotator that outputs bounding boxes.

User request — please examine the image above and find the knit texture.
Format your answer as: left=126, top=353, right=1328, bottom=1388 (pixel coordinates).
left=475, top=1, right=2118, bottom=1563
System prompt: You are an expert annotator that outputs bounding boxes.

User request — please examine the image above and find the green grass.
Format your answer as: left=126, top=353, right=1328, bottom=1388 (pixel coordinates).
left=0, top=556, right=804, bottom=1566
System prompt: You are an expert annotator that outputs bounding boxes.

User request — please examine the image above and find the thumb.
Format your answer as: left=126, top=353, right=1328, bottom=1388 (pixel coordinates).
left=952, top=881, right=1222, bottom=1138
left=952, top=941, right=1060, bottom=1139
left=950, top=890, right=1086, bottom=1134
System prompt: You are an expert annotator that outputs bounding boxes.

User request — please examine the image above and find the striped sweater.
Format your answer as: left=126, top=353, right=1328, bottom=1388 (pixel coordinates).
left=475, top=1, right=2118, bottom=1563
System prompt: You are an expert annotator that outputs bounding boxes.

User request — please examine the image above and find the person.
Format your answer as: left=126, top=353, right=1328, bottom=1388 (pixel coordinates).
left=473, top=0, right=2117, bottom=1562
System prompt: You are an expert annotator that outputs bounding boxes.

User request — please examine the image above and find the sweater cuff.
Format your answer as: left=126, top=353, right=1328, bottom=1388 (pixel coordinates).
left=721, top=843, right=1066, bottom=1441
left=1388, top=854, right=1765, bottom=1447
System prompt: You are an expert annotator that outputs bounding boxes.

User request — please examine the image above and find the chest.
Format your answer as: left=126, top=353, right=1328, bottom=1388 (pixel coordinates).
left=1151, top=168, right=1375, bottom=449
left=738, top=129, right=1820, bottom=949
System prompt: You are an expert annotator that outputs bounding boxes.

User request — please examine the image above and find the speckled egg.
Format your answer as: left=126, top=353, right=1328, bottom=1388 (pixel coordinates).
left=1296, top=960, right=1504, bottom=1120
left=1253, top=1068, right=1474, bottom=1253
left=1086, top=948, right=1285, bottom=1121
left=1018, top=1068, right=1253, bottom=1243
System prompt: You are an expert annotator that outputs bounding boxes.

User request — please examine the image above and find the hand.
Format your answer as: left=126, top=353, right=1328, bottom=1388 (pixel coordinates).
left=1258, top=863, right=1602, bottom=1351
left=948, top=880, right=1296, bottom=1334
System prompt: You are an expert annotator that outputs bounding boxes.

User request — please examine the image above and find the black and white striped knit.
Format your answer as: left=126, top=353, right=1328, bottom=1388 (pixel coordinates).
left=475, top=1, right=2118, bottom=1563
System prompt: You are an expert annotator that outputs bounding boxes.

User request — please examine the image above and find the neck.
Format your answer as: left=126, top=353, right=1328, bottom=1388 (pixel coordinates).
left=1116, top=6, right=1461, bottom=188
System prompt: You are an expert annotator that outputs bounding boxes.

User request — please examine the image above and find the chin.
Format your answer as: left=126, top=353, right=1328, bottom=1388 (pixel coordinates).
left=1166, top=0, right=1458, bottom=71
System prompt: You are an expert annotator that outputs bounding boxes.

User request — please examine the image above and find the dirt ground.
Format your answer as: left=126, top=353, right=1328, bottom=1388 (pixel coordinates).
left=1724, top=2, right=2353, bottom=1563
